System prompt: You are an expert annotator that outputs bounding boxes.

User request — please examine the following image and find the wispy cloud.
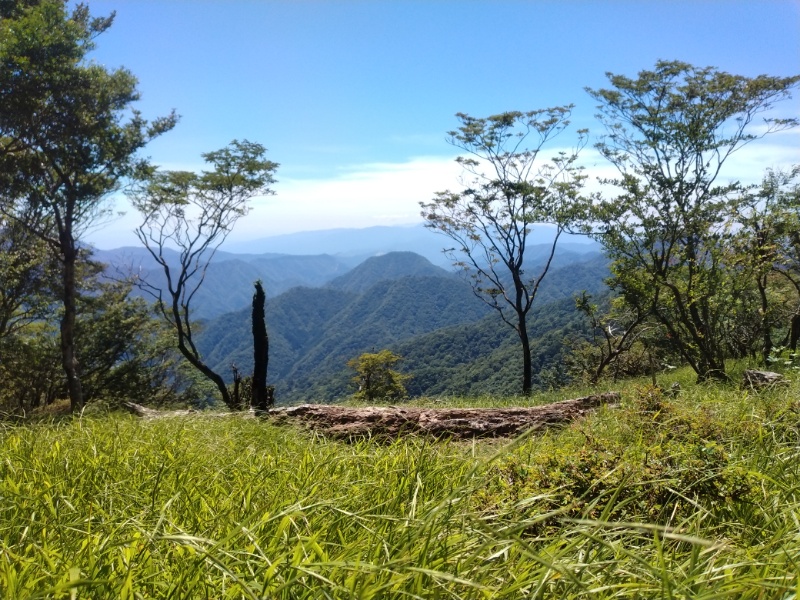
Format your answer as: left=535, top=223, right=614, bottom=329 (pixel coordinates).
left=238, top=155, right=462, bottom=240
left=86, top=138, right=798, bottom=250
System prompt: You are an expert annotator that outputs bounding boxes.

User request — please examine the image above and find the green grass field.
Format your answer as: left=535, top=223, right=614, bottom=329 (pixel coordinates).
left=1, top=369, right=799, bottom=598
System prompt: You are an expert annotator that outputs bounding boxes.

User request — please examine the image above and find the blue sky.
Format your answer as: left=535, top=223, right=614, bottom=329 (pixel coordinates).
left=84, top=0, right=800, bottom=248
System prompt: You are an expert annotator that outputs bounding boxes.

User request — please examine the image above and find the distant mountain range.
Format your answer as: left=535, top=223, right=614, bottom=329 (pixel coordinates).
left=195, top=249, right=611, bottom=402
left=223, top=223, right=599, bottom=266
left=94, top=224, right=602, bottom=320
left=92, top=223, right=610, bottom=401
left=93, top=246, right=356, bottom=319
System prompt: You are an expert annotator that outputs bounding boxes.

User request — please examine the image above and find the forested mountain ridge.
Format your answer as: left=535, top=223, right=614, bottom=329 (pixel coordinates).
left=397, top=295, right=597, bottom=397
left=196, top=249, right=610, bottom=402
left=94, top=247, right=356, bottom=319
left=198, top=286, right=360, bottom=389
left=92, top=229, right=603, bottom=320
left=326, top=251, right=454, bottom=293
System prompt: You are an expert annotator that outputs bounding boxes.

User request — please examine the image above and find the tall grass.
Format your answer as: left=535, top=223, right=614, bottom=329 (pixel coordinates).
left=1, top=371, right=799, bottom=598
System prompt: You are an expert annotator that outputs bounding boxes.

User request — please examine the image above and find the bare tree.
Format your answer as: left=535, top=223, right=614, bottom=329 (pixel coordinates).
left=421, top=108, right=588, bottom=395
left=131, top=140, right=277, bottom=409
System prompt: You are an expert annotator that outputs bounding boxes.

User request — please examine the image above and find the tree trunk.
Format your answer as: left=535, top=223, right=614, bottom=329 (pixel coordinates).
left=758, top=274, right=773, bottom=364
left=252, top=280, right=270, bottom=412
left=178, top=343, right=233, bottom=408
left=166, top=281, right=236, bottom=409
left=790, top=312, right=800, bottom=352
left=518, top=314, right=532, bottom=396
left=231, top=363, right=242, bottom=409
left=60, top=239, right=84, bottom=412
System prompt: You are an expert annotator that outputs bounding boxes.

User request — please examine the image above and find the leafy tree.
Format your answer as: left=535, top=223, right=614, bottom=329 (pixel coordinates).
left=759, top=168, right=800, bottom=353
left=0, top=218, right=58, bottom=344
left=348, top=350, right=410, bottom=402
left=0, top=273, right=188, bottom=414
left=732, top=166, right=800, bottom=358
left=587, top=60, right=799, bottom=381
left=76, top=279, right=190, bottom=406
left=131, top=140, right=277, bottom=410
left=0, top=322, right=61, bottom=414
left=0, top=0, right=176, bottom=411
left=421, top=108, right=588, bottom=395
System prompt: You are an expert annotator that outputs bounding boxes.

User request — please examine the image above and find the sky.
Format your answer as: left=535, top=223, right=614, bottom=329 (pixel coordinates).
left=82, top=0, right=800, bottom=249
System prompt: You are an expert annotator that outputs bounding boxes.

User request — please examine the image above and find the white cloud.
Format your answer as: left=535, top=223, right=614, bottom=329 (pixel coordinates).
left=235, top=155, right=462, bottom=241
left=576, top=140, right=798, bottom=192
left=85, top=137, right=798, bottom=250
left=720, top=140, right=799, bottom=184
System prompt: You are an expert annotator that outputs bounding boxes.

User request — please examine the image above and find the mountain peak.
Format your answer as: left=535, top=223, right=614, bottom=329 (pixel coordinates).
left=326, top=251, right=450, bottom=294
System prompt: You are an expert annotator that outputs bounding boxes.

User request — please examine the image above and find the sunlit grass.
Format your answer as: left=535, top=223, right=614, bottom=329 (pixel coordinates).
left=1, top=369, right=799, bottom=598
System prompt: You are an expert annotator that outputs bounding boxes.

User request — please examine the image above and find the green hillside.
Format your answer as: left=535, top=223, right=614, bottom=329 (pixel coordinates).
left=196, top=250, right=610, bottom=402
left=397, top=295, right=590, bottom=397
left=198, top=286, right=359, bottom=385
left=326, top=250, right=453, bottom=293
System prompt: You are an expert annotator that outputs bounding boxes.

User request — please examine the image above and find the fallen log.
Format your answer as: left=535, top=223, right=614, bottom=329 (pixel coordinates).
left=122, top=402, right=240, bottom=419
left=124, top=402, right=194, bottom=418
left=267, top=392, right=620, bottom=440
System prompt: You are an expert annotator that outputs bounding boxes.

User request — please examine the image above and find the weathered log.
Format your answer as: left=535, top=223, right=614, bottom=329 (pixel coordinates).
left=123, top=402, right=207, bottom=419
left=267, top=392, right=621, bottom=440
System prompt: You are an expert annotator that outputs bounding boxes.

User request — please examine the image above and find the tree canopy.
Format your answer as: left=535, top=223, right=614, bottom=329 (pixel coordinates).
left=0, top=0, right=175, bottom=410
left=587, top=60, right=800, bottom=381
left=421, top=108, right=589, bottom=394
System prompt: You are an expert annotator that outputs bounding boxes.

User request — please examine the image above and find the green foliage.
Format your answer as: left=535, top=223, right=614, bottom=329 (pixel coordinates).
left=0, top=322, right=61, bottom=413
left=473, top=374, right=796, bottom=570
left=347, top=349, right=411, bottom=402
left=76, top=281, right=191, bottom=407
left=1, top=373, right=799, bottom=596
left=566, top=292, right=682, bottom=384
left=588, top=60, right=800, bottom=382
left=0, top=0, right=176, bottom=410
left=0, top=220, right=58, bottom=341
left=730, top=166, right=800, bottom=360
left=0, top=273, right=195, bottom=414
left=765, top=345, right=800, bottom=374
